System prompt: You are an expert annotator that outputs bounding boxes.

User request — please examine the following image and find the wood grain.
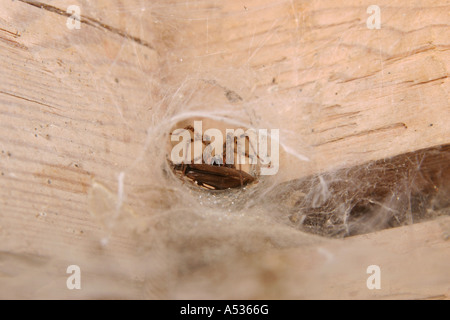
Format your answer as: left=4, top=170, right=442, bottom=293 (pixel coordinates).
left=0, top=0, right=448, bottom=299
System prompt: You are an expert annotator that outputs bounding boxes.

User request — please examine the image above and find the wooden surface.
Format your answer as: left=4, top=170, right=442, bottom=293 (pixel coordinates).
left=174, top=216, right=450, bottom=300
left=0, top=215, right=448, bottom=299
left=0, top=0, right=449, bottom=299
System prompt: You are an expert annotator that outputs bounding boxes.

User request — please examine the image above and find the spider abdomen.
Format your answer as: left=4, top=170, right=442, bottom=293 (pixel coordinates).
left=173, top=164, right=255, bottom=190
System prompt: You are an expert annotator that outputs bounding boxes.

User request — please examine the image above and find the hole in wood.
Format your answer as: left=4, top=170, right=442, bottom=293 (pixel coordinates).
left=167, top=118, right=261, bottom=190
left=270, top=144, right=450, bottom=238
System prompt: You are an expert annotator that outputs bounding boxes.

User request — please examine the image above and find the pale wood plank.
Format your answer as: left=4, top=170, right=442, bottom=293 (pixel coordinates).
left=0, top=0, right=448, bottom=299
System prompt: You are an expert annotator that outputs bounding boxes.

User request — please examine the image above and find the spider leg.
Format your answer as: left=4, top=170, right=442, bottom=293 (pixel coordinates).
left=239, top=163, right=243, bottom=186
left=241, top=134, right=263, bottom=162
left=171, top=125, right=210, bottom=146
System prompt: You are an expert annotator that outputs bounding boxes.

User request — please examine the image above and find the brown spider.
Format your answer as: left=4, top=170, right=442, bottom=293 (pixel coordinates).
left=169, top=125, right=258, bottom=190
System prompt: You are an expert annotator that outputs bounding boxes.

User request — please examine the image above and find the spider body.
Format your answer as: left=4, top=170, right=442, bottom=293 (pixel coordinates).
left=170, top=124, right=258, bottom=190
left=172, top=163, right=255, bottom=190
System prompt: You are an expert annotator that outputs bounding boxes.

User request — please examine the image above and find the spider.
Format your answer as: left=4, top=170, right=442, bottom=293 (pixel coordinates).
left=169, top=125, right=258, bottom=190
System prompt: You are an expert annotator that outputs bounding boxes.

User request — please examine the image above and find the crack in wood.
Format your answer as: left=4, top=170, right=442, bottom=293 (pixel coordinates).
left=17, top=0, right=154, bottom=51
left=313, top=122, right=408, bottom=147
left=385, top=44, right=443, bottom=62
left=410, top=75, right=448, bottom=87
left=313, top=122, right=358, bottom=134
left=324, top=111, right=360, bottom=121
left=0, top=27, right=20, bottom=38
left=0, top=90, right=62, bottom=112
left=313, top=18, right=361, bottom=29
left=0, top=35, right=27, bottom=50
